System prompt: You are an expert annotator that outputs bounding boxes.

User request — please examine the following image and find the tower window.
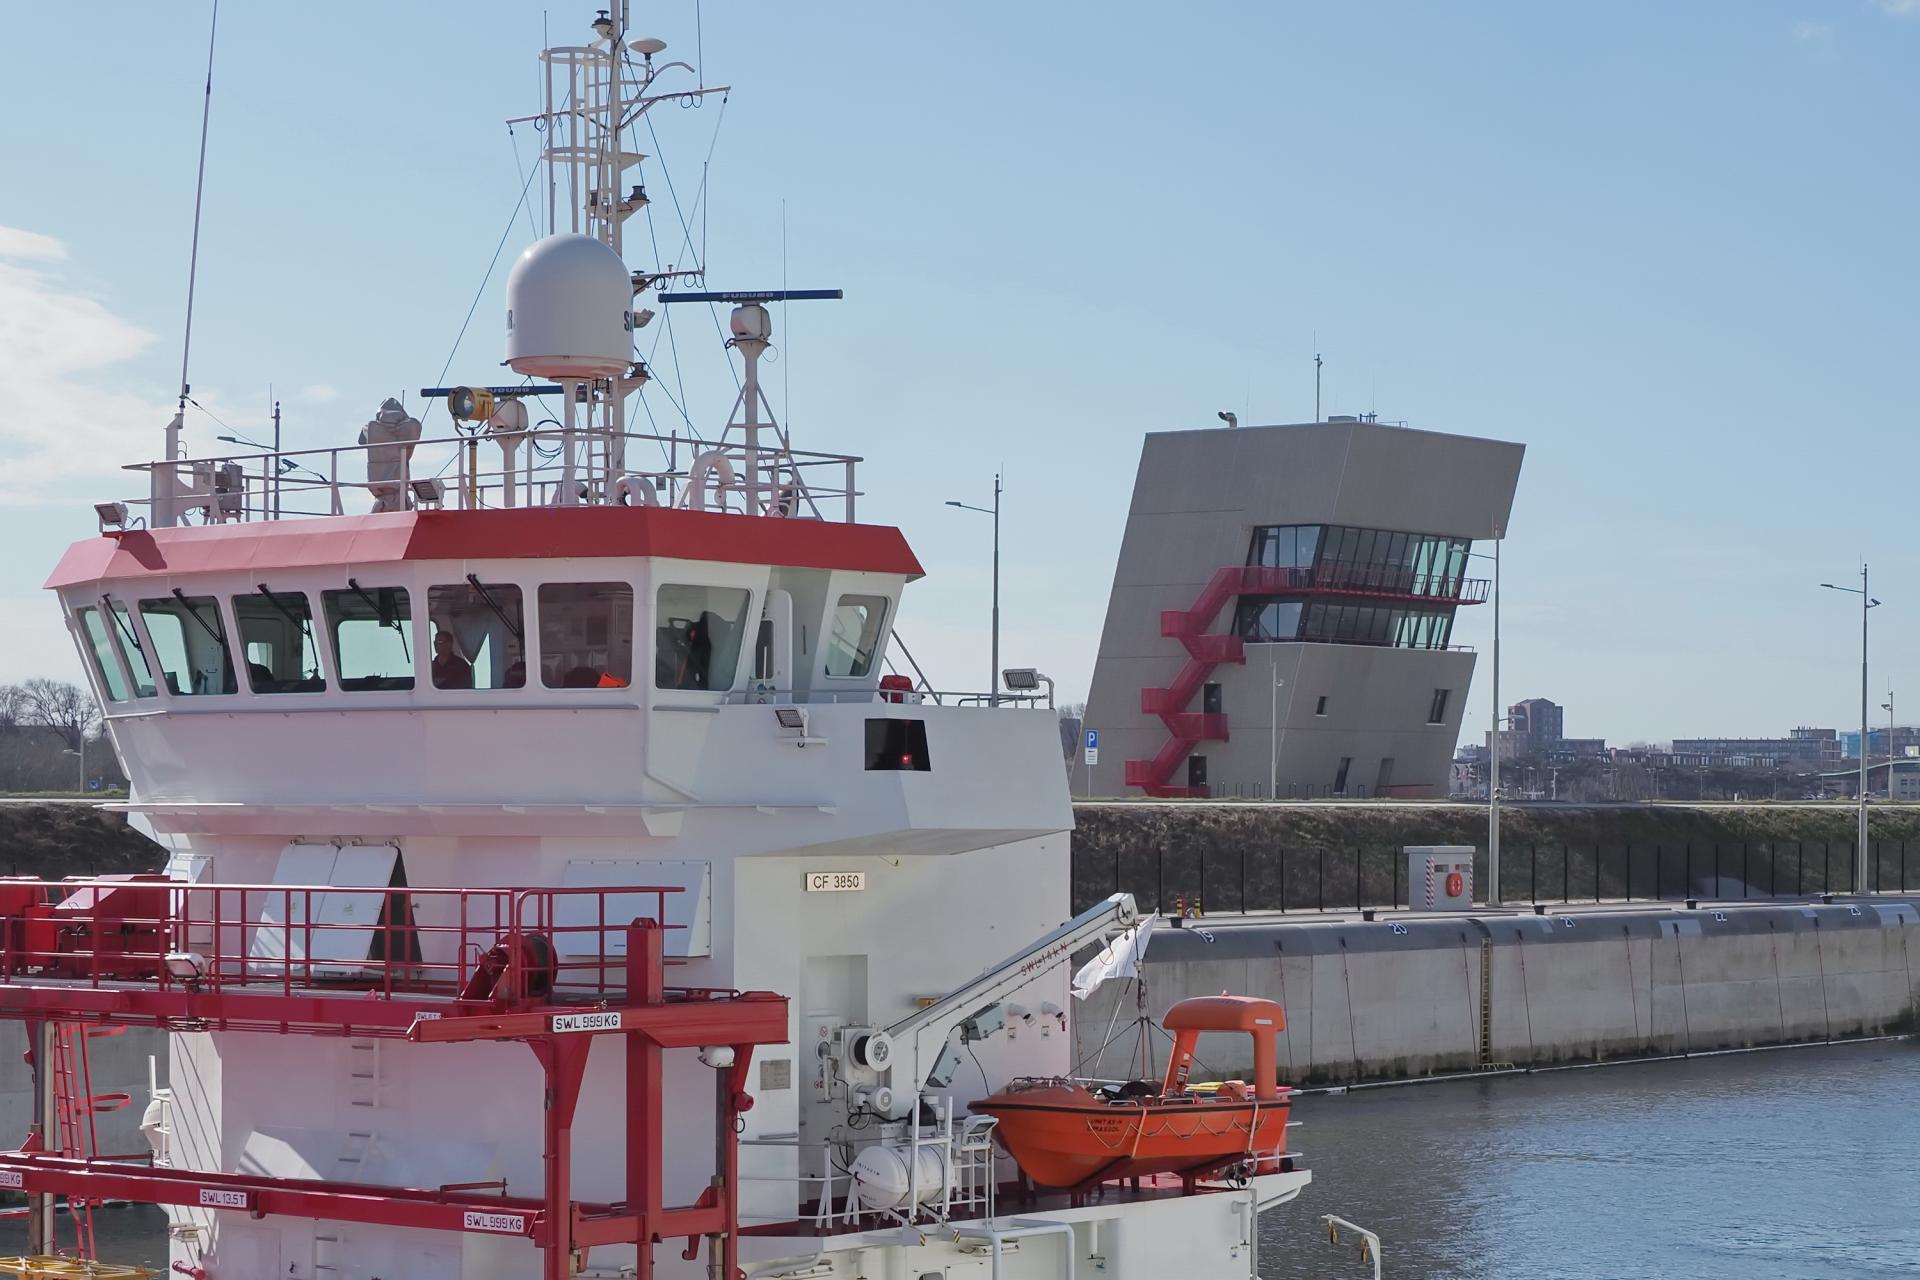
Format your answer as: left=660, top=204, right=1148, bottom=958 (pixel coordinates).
left=1428, top=688, right=1450, bottom=724
left=1315, top=696, right=1329, bottom=716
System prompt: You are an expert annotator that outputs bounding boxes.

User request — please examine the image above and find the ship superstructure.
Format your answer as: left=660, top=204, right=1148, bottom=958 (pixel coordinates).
left=3, top=7, right=1310, bottom=1277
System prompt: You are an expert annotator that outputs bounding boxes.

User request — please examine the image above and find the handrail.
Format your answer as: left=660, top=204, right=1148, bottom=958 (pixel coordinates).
left=117, top=427, right=867, bottom=525
left=0, top=876, right=688, bottom=1010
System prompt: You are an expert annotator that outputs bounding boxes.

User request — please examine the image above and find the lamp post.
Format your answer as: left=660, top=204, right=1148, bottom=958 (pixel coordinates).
left=1884, top=684, right=1896, bottom=801
left=1821, top=565, right=1879, bottom=893
left=946, top=471, right=1002, bottom=705
left=1269, top=652, right=1285, bottom=799
left=1466, top=532, right=1504, bottom=904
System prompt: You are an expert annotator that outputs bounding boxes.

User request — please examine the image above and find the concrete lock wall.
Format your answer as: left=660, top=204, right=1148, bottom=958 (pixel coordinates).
left=1073, top=902, right=1920, bottom=1085
left=0, top=1023, right=164, bottom=1156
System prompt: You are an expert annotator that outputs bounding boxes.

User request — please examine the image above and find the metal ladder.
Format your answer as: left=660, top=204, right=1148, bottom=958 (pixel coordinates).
left=48, top=1024, right=134, bottom=1259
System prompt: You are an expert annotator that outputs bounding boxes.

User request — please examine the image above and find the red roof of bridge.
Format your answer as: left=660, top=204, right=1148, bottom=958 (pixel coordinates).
left=46, top=506, right=923, bottom=588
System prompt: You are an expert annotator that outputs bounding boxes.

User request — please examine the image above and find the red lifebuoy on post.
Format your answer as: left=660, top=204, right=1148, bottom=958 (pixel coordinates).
left=1446, top=871, right=1464, bottom=898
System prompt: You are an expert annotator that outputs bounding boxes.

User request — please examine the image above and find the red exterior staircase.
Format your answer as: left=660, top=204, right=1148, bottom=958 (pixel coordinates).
left=1126, top=567, right=1293, bottom=797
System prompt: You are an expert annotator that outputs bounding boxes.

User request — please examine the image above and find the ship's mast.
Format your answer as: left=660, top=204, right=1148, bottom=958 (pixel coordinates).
left=510, top=4, right=727, bottom=489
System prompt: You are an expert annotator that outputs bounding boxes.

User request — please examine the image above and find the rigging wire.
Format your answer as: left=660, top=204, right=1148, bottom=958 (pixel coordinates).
left=507, top=124, right=541, bottom=244
left=643, top=103, right=740, bottom=386
left=427, top=149, right=546, bottom=401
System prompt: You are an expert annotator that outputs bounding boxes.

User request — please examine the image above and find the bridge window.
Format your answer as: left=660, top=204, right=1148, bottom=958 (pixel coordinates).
left=233, top=590, right=325, bottom=693
left=74, top=606, right=131, bottom=703
left=1232, top=598, right=1303, bottom=642
left=429, top=582, right=526, bottom=690
left=1247, top=525, right=1321, bottom=571
left=825, top=594, right=887, bottom=678
left=139, top=595, right=236, bottom=696
left=542, top=582, right=635, bottom=689
left=107, top=601, right=157, bottom=698
left=654, top=584, right=748, bottom=691
left=323, top=585, right=415, bottom=691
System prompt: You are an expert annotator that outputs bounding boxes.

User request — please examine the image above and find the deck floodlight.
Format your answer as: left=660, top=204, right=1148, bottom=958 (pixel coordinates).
left=94, top=501, right=129, bottom=530
left=411, top=478, right=447, bottom=507
left=448, top=387, right=495, bottom=422
left=774, top=707, right=807, bottom=731
left=164, top=951, right=207, bottom=982
left=1001, top=668, right=1055, bottom=708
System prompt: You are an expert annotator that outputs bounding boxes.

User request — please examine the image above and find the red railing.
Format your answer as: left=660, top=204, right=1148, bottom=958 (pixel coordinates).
left=0, top=875, right=684, bottom=1012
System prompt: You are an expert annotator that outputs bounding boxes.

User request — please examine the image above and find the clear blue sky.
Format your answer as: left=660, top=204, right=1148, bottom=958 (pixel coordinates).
left=1, top=1, right=1916, bottom=746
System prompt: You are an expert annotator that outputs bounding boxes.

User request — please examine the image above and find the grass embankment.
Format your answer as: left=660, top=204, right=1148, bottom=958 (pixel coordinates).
left=0, top=803, right=165, bottom=877
left=1070, top=803, right=1920, bottom=914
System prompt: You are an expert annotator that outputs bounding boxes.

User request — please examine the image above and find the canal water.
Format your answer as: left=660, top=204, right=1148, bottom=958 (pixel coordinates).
left=1260, top=1038, right=1920, bottom=1278
left=5, top=1040, right=1916, bottom=1276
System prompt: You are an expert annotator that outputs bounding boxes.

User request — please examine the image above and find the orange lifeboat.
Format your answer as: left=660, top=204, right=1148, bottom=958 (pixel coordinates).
left=973, top=994, right=1292, bottom=1192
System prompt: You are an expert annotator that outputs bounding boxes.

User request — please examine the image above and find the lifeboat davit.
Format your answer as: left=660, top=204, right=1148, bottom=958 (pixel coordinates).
left=973, top=994, right=1292, bottom=1191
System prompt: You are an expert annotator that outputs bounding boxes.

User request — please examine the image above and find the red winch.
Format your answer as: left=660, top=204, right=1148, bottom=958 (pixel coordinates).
left=0, top=874, right=170, bottom=980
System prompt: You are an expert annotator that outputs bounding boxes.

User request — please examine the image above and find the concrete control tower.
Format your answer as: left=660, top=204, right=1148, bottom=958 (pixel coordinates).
left=1084, top=417, right=1524, bottom=799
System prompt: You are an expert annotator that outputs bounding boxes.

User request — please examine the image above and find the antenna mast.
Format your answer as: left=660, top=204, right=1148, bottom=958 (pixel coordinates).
left=155, top=0, right=221, bottom=528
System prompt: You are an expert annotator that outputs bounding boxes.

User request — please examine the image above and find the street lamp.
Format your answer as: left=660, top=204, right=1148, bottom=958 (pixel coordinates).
left=1884, top=684, right=1896, bottom=800
left=1821, top=565, right=1879, bottom=893
left=1269, top=655, right=1286, bottom=799
left=61, top=742, right=84, bottom=794
left=946, top=471, right=1002, bottom=705
left=1468, top=530, right=1504, bottom=904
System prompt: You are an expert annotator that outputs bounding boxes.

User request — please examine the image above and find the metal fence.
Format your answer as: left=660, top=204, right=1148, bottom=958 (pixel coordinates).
left=1071, top=839, right=1920, bottom=916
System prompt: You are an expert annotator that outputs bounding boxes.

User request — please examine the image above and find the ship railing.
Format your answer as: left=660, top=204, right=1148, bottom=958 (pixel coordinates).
left=0, top=876, right=685, bottom=1006
left=116, top=426, right=864, bottom=526
left=719, top=688, right=1053, bottom=709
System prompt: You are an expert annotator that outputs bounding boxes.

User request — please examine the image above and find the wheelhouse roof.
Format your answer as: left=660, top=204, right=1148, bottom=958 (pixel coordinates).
left=47, top=506, right=924, bottom=589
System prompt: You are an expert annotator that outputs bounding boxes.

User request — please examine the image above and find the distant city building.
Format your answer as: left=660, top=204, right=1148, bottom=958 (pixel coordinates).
left=1484, top=698, right=1603, bottom=761
left=1865, top=726, right=1920, bottom=759
left=1083, top=418, right=1524, bottom=798
left=1668, top=727, right=1839, bottom=771
left=1508, top=697, right=1563, bottom=746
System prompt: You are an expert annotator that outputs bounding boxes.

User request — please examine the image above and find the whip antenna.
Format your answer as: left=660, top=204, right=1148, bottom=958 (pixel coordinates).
left=176, top=0, right=220, bottom=413
left=156, top=0, right=218, bottom=528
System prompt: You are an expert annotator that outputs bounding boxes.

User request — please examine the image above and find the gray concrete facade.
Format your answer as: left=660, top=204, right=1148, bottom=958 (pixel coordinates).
left=1083, top=419, right=1524, bottom=798
left=1074, top=900, right=1920, bottom=1085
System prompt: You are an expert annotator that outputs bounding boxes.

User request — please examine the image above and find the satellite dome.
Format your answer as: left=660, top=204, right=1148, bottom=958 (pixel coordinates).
left=504, top=233, right=633, bottom=379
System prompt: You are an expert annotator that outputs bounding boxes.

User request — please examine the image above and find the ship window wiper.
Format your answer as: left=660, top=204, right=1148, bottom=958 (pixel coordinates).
left=171, top=587, right=227, bottom=648
left=108, top=601, right=147, bottom=657
left=255, top=584, right=320, bottom=666
left=465, top=573, right=525, bottom=645
left=346, top=577, right=411, bottom=663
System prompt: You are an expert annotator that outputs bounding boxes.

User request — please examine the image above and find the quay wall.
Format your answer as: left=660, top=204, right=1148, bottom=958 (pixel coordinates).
left=1073, top=900, right=1920, bottom=1085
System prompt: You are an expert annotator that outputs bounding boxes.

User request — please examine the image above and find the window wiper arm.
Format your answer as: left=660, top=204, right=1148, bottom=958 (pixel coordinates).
left=464, top=574, right=525, bottom=645
left=171, top=587, right=227, bottom=647
left=107, top=601, right=146, bottom=656
left=346, top=577, right=411, bottom=663
left=256, top=584, right=320, bottom=670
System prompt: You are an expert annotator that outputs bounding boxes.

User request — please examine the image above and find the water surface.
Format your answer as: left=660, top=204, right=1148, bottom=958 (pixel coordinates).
left=1260, top=1040, right=1920, bottom=1278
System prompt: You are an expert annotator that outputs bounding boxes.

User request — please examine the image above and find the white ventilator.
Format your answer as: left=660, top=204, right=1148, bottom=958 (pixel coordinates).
left=357, top=398, right=421, bottom=513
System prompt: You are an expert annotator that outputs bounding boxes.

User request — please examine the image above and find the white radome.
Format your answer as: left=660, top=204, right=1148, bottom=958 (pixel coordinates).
left=504, top=233, right=633, bottom=379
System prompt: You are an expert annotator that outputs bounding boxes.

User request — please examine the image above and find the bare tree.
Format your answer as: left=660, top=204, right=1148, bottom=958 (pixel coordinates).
left=0, top=684, right=23, bottom=726
left=16, top=678, right=100, bottom=751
